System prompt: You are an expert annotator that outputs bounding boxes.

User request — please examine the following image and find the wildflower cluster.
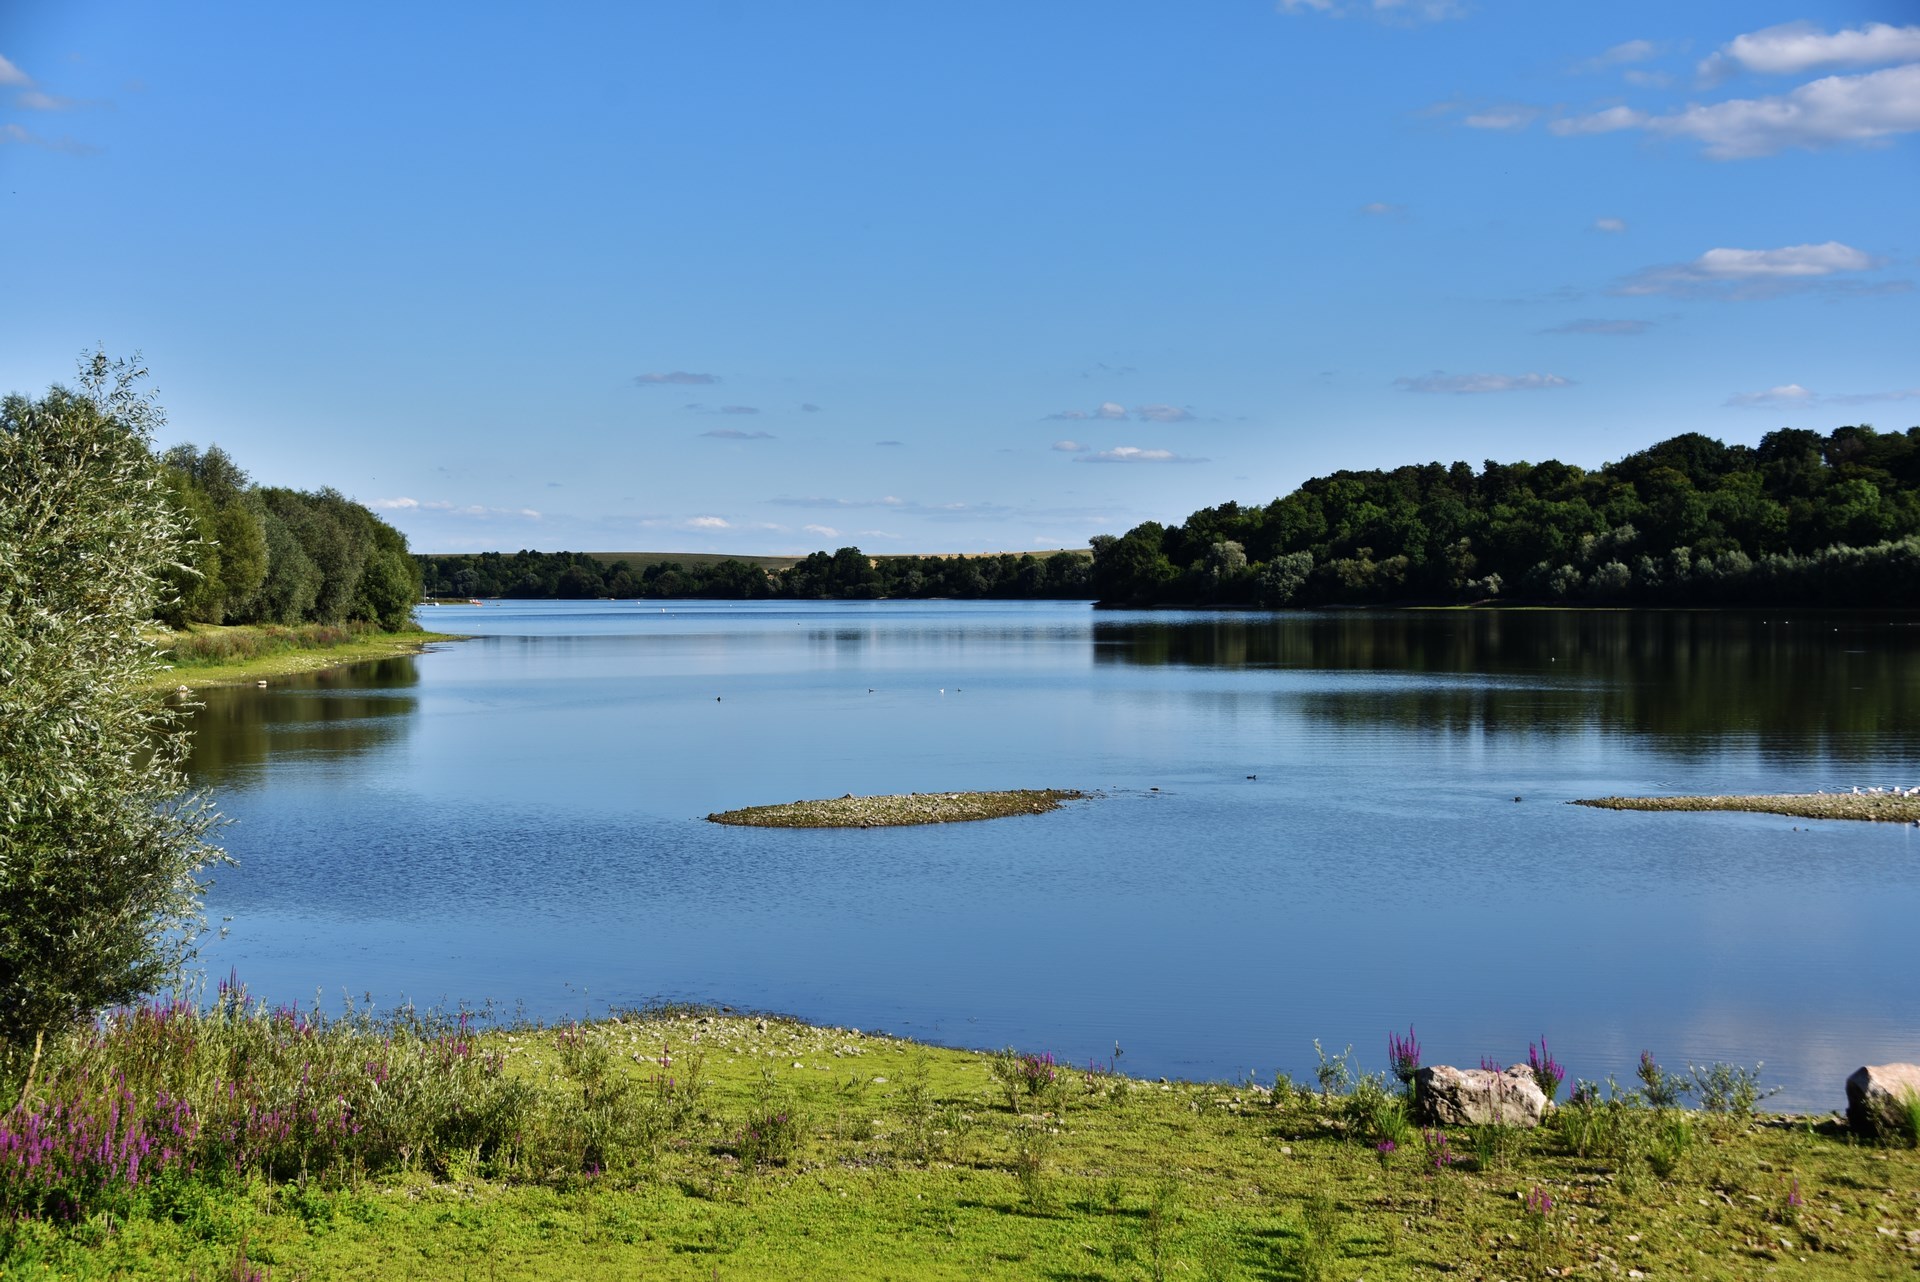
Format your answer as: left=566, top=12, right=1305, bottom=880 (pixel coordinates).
left=1527, top=1036, right=1565, bottom=1103
left=0, top=985, right=527, bottom=1221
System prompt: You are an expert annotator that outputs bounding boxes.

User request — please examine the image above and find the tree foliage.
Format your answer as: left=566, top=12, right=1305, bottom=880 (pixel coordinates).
left=0, top=353, right=223, bottom=1047
left=1089, top=425, right=1920, bottom=607
left=156, top=447, right=422, bottom=630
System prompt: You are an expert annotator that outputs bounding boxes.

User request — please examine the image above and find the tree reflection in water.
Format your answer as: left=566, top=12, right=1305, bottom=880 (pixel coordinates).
left=1093, top=610, right=1920, bottom=762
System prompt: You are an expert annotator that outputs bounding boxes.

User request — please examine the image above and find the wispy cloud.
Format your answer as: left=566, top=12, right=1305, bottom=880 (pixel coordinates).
left=1593, top=216, right=1627, bottom=233
left=803, top=524, right=838, bottom=538
left=1725, top=384, right=1815, bottom=408
left=700, top=427, right=774, bottom=440
left=1617, top=241, right=1889, bottom=298
left=0, top=121, right=100, bottom=154
left=372, top=496, right=541, bottom=518
left=634, top=370, right=718, bottom=385
left=799, top=402, right=823, bottom=412
left=1580, top=38, right=1663, bottom=72
left=1395, top=371, right=1573, bottom=394
left=1463, top=105, right=1539, bottom=130
left=1551, top=62, right=1920, bottom=158
left=680, top=402, right=762, bottom=416
left=16, top=89, right=79, bottom=111
left=1701, top=21, right=1920, bottom=78
left=767, top=494, right=1016, bottom=521
left=1275, top=0, right=1465, bottom=25
left=1539, top=318, right=1651, bottom=336
left=1073, top=446, right=1207, bottom=464
left=874, top=439, right=903, bottom=447
left=1728, top=383, right=1920, bottom=408
left=0, top=55, right=30, bottom=86
left=1052, top=440, right=1087, bottom=453
left=1046, top=401, right=1192, bottom=423
left=685, top=515, right=732, bottom=530
left=1360, top=201, right=1405, bottom=217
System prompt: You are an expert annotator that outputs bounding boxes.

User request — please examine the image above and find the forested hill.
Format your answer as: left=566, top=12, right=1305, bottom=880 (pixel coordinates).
left=419, top=547, right=1092, bottom=601
left=1090, top=425, right=1920, bottom=609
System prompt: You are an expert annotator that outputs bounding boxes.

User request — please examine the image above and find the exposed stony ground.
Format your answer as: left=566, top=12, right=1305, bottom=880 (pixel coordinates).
left=707, top=788, right=1086, bottom=828
left=1574, top=792, right=1920, bottom=823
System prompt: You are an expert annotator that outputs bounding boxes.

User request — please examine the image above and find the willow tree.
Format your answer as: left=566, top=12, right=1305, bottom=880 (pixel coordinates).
left=0, top=352, right=223, bottom=1051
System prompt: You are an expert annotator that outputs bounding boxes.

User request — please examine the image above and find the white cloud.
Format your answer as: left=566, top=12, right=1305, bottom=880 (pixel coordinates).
left=1704, top=21, right=1920, bottom=77
left=0, top=55, right=29, bottom=86
left=1593, top=216, right=1627, bottom=233
left=1619, top=241, right=1883, bottom=297
left=1051, top=440, right=1087, bottom=453
left=1728, top=383, right=1920, bottom=407
left=1395, top=371, right=1573, bottom=394
left=1693, top=242, right=1875, bottom=278
left=685, top=516, right=732, bottom=529
left=1096, top=401, right=1128, bottom=420
left=1046, top=409, right=1091, bottom=421
left=1725, top=384, right=1815, bottom=408
left=1539, top=318, right=1651, bottom=336
left=372, top=497, right=421, bottom=510
left=634, top=370, right=717, bottom=385
left=1073, top=446, right=1207, bottom=464
left=719, top=404, right=758, bottom=414
left=1135, top=403, right=1194, bottom=423
left=1622, top=69, right=1673, bottom=89
left=1464, top=105, right=1539, bottom=130
left=803, top=524, right=838, bottom=537
left=1360, top=201, right=1404, bottom=216
left=1554, top=63, right=1920, bottom=158
left=701, top=427, right=774, bottom=439
left=17, top=89, right=74, bottom=111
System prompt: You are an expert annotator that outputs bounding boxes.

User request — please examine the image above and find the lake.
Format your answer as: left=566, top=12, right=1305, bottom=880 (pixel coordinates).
left=190, top=600, right=1920, bottom=1109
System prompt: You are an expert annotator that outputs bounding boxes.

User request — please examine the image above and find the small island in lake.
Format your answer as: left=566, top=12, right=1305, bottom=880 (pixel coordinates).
left=1574, top=790, right=1920, bottom=823
left=708, top=788, right=1085, bottom=828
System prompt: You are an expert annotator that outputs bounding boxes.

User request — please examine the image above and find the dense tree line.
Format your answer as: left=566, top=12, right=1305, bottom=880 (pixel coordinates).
left=1090, top=425, right=1920, bottom=608
left=419, top=547, right=1093, bottom=600
left=158, top=445, right=423, bottom=630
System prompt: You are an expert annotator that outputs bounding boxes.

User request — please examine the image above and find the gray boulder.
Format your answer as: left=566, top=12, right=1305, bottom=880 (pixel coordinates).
left=1845, top=1063, right=1920, bottom=1139
left=1414, top=1064, right=1547, bottom=1128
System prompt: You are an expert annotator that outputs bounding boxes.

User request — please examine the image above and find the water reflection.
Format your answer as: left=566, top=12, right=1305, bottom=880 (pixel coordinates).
left=185, top=658, right=420, bottom=787
left=1096, top=611, right=1920, bottom=758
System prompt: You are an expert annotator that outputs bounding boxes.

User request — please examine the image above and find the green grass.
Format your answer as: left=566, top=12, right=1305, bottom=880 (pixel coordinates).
left=1575, top=792, right=1920, bottom=823
left=707, top=789, right=1086, bottom=828
left=144, top=623, right=463, bottom=690
left=5, top=1003, right=1918, bottom=1280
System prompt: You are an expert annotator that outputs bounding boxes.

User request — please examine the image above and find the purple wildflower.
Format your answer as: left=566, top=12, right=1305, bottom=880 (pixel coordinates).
left=1387, top=1025, right=1422, bottom=1085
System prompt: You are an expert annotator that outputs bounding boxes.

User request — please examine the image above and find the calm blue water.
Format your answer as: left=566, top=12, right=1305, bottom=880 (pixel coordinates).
left=190, top=600, right=1920, bottom=1109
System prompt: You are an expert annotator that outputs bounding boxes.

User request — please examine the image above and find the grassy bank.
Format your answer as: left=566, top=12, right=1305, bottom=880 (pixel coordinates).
left=1575, top=792, right=1920, bottom=823
left=146, top=622, right=463, bottom=690
left=708, top=789, right=1086, bottom=828
left=3, top=997, right=1916, bottom=1280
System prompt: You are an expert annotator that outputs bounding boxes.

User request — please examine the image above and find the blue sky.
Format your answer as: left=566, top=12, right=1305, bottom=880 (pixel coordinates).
left=2, top=2, right=1915, bottom=554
